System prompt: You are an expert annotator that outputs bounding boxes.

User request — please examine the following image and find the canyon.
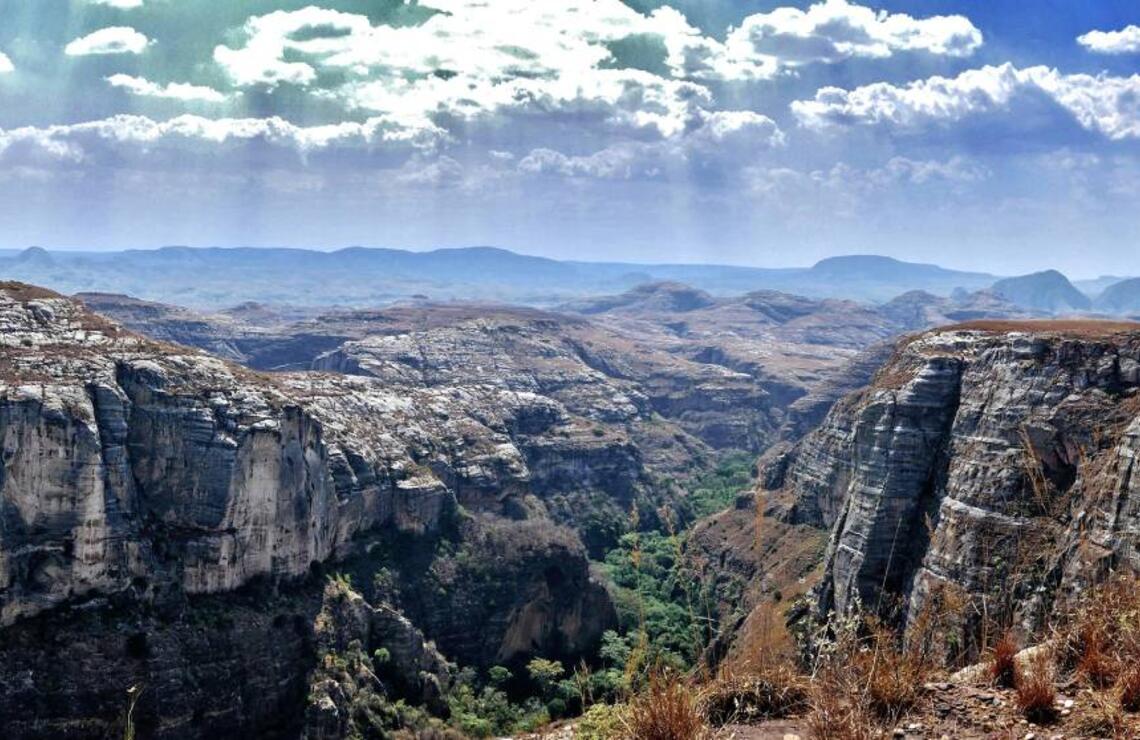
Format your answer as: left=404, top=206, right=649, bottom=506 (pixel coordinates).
left=3, top=274, right=1140, bottom=739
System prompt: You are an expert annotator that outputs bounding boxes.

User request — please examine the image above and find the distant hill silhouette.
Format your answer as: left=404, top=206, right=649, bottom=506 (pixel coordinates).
left=0, top=245, right=1112, bottom=313
left=991, top=270, right=1092, bottom=314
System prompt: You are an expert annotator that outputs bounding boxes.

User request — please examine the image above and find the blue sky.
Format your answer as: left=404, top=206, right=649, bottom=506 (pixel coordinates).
left=0, top=0, right=1139, bottom=277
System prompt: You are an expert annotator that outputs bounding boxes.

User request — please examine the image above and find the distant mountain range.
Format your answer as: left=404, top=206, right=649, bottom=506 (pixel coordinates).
left=0, top=245, right=1136, bottom=314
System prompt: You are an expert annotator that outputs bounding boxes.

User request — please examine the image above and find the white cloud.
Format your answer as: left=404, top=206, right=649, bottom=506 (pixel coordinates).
left=106, top=74, right=229, bottom=103
left=792, top=63, right=1140, bottom=140
left=65, top=27, right=150, bottom=56
left=213, top=2, right=727, bottom=137
left=725, top=0, right=982, bottom=69
left=517, top=110, right=783, bottom=180
left=0, top=52, right=13, bottom=73
left=211, top=1, right=979, bottom=141
left=1078, top=25, right=1140, bottom=55
left=0, top=114, right=443, bottom=166
left=87, top=0, right=146, bottom=7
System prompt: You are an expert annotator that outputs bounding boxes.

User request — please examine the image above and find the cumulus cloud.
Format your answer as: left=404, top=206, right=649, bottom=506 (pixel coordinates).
left=0, top=52, right=13, bottom=73
left=1078, top=25, right=1140, bottom=55
left=212, top=2, right=735, bottom=137
left=209, top=0, right=981, bottom=142
left=0, top=114, right=443, bottom=167
left=724, top=0, right=982, bottom=69
left=65, top=26, right=150, bottom=56
left=106, top=74, right=229, bottom=103
left=792, top=63, right=1140, bottom=140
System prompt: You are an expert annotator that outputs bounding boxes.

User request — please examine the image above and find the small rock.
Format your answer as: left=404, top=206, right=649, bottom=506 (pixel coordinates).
left=1061, top=698, right=1074, bottom=709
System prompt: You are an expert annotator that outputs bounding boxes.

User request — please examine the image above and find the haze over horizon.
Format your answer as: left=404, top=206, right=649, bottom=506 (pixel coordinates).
left=2, top=0, right=1140, bottom=276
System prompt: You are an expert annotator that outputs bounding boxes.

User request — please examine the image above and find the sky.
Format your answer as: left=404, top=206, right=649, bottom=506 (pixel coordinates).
left=0, top=1, right=1139, bottom=276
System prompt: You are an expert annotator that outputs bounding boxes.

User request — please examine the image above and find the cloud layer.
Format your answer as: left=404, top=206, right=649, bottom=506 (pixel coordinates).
left=793, top=63, right=1140, bottom=140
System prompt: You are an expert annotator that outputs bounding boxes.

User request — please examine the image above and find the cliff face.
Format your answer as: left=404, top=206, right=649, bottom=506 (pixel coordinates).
left=0, top=283, right=614, bottom=737
left=770, top=321, right=1140, bottom=648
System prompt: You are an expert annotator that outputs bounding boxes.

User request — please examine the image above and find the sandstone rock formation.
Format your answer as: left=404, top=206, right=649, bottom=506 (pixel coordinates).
left=768, top=320, right=1140, bottom=655
left=0, top=282, right=615, bottom=737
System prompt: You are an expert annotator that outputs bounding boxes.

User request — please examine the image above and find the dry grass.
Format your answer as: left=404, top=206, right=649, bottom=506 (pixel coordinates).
left=0, top=281, right=64, bottom=301
left=989, top=632, right=1019, bottom=689
left=802, top=612, right=936, bottom=738
left=942, top=319, right=1140, bottom=337
left=860, top=628, right=928, bottom=721
left=1014, top=649, right=1058, bottom=724
left=1119, top=667, right=1140, bottom=713
left=623, top=672, right=710, bottom=740
left=805, top=682, right=876, bottom=740
left=1074, top=691, right=1127, bottom=738
left=1058, top=574, right=1140, bottom=694
left=701, top=667, right=809, bottom=725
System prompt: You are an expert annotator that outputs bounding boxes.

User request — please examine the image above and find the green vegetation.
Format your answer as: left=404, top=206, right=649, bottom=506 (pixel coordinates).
left=446, top=662, right=580, bottom=737
left=595, top=455, right=754, bottom=673
left=681, top=452, right=755, bottom=520
left=316, top=454, right=757, bottom=738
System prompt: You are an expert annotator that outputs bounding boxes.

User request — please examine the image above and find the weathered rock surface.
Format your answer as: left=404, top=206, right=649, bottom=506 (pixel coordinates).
left=770, top=320, right=1140, bottom=652
left=0, top=283, right=615, bottom=737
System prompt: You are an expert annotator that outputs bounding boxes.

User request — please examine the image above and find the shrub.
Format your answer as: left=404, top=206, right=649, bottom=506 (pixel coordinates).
left=1014, top=649, right=1058, bottom=724
left=575, top=703, right=628, bottom=740
left=623, top=672, right=709, bottom=740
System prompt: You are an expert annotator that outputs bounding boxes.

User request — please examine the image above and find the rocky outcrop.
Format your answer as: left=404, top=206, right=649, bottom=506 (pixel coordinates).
left=0, top=283, right=615, bottom=737
left=303, top=579, right=453, bottom=739
left=771, top=321, right=1140, bottom=653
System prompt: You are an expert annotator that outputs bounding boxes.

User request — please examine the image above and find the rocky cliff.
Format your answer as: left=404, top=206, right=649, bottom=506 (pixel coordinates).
left=767, top=320, right=1140, bottom=654
left=0, top=283, right=614, bottom=738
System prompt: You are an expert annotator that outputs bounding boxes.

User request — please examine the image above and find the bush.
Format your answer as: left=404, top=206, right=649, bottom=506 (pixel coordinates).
left=575, top=703, right=628, bottom=740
